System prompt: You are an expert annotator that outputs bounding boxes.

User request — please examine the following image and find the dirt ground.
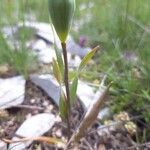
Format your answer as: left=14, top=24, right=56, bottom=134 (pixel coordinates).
left=1, top=79, right=149, bottom=150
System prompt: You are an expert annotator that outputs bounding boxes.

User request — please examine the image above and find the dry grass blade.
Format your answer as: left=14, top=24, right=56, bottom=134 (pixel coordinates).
left=126, top=142, right=150, bottom=150
left=65, top=81, right=112, bottom=149
left=74, top=83, right=112, bottom=141
left=2, top=136, right=66, bottom=148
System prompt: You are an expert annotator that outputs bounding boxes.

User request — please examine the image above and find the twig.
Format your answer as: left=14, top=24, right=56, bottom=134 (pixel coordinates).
left=126, top=142, right=150, bottom=150
left=11, top=104, right=44, bottom=111
left=2, top=136, right=65, bottom=146
left=82, top=138, right=94, bottom=150
left=127, top=135, right=139, bottom=150
left=61, top=42, right=71, bottom=140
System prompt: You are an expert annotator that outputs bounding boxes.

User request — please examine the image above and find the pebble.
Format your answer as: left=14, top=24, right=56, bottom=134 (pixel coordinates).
left=7, top=120, right=14, bottom=126
left=31, top=76, right=110, bottom=121
left=55, top=129, right=62, bottom=138
left=98, top=144, right=106, bottom=150
left=36, top=47, right=56, bottom=64
left=0, top=76, right=25, bottom=109
left=45, top=105, right=53, bottom=113
left=42, top=101, right=49, bottom=107
left=77, top=81, right=95, bottom=109
left=9, top=113, right=56, bottom=150
left=25, top=113, right=32, bottom=119
left=98, top=107, right=111, bottom=120
left=31, top=39, right=47, bottom=51
left=0, top=140, right=7, bottom=150
left=30, top=99, right=36, bottom=104
left=30, top=74, right=60, bottom=105
left=55, top=115, right=62, bottom=123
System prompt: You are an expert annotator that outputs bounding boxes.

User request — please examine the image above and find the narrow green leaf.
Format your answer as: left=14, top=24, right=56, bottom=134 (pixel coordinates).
left=55, top=47, right=64, bottom=77
left=70, top=75, right=78, bottom=105
left=142, top=90, right=150, bottom=100
left=59, top=90, right=67, bottom=119
left=52, top=58, right=61, bottom=84
left=51, top=24, right=64, bottom=77
left=78, top=46, right=99, bottom=71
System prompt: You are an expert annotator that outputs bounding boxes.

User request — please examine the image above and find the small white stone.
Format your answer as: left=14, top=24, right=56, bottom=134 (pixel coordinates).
left=2, top=26, right=18, bottom=38
left=0, top=140, right=7, bottom=150
left=42, top=101, right=49, bottom=107
left=68, top=53, right=81, bottom=67
left=98, top=107, right=111, bottom=120
left=9, top=113, right=56, bottom=150
left=36, top=47, right=56, bottom=64
left=55, top=129, right=62, bottom=138
left=30, top=99, right=36, bottom=104
left=0, top=76, right=25, bottom=109
left=55, top=115, right=62, bottom=123
left=32, top=39, right=47, bottom=51
left=45, top=105, right=53, bottom=113
left=30, top=74, right=60, bottom=105
left=66, top=36, right=91, bottom=57
left=77, top=81, right=110, bottom=120
left=77, top=81, right=95, bottom=109
left=25, top=113, right=32, bottom=119
left=36, top=31, right=60, bottom=48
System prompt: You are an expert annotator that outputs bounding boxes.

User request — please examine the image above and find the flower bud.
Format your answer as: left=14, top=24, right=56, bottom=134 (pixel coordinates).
left=48, top=0, right=75, bottom=43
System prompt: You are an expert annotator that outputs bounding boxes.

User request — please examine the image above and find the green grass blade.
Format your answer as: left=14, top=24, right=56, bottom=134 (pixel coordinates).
left=70, top=75, right=78, bottom=105
left=59, top=89, right=67, bottom=119
left=51, top=24, right=64, bottom=77
left=52, top=58, right=61, bottom=84
left=78, top=46, right=99, bottom=71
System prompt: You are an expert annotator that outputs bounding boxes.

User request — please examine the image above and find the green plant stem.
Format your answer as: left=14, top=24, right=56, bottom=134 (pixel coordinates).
left=61, top=42, right=71, bottom=140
